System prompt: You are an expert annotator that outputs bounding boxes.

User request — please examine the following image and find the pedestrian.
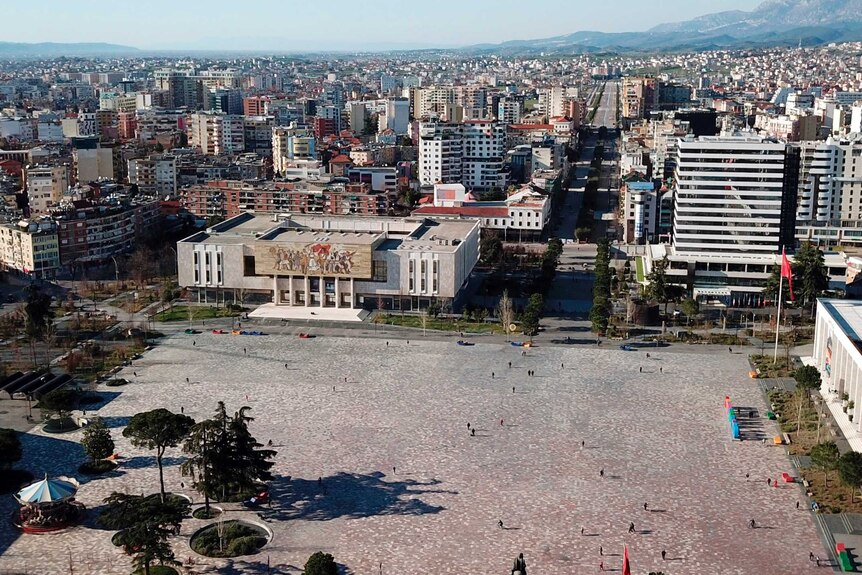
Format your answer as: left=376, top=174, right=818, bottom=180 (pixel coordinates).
left=386, top=341, right=389, bottom=347
left=501, top=418, right=504, bottom=426
left=643, top=502, right=648, bottom=511
left=660, top=367, right=663, bottom=373
left=180, top=406, right=184, bottom=414
left=767, top=478, right=771, bottom=486
left=796, top=501, right=800, bottom=510
left=581, top=440, right=585, bottom=448
left=246, top=394, right=249, bottom=401
left=513, top=386, right=516, bottom=394
left=809, top=552, right=815, bottom=562
left=467, top=423, right=471, bottom=429
left=581, top=527, right=585, bottom=535
left=285, top=363, right=288, bottom=369
left=318, top=477, right=322, bottom=488
left=599, top=561, right=604, bottom=571
left=629, top=522, right=635, bottom=533
left=508, top=361, right=512, bottom=368
left=492, top=372, right=495, bottom=379
left=471, top=428, right=475, bottom=436
left=181, top=481, right=184, bottom=489
left=133, top=371, right=137, bottom=377
left=599, top=546, right=603, bottom=556
left=639, top=366, right=642, bottom=373
left=816, top=558, right=821, bottom=567
left=186, top=377, right=189, bottom=383
left=393, top=466, right=396, bottom=474
left=745, top=473, right=750, bottom=481
left=244, top=347, right=247, bottom=354
left=561, top=362, right=565, bottom=369
left=600, top=468, right=604, bottom=478
left=646, top=352, right=650, bottom=358
left=407, top=340, right=409, bottom=345
left=193, top=341, right=196, bottom=346
left=749, top=519, right=756, bottom=529
left=499, top=519, right=504, bottom=529
left=661, top=550, right=667, bottom=561
left=333, top=386, right=335, bottom=392
left=729, top=347, right=733, bottom=353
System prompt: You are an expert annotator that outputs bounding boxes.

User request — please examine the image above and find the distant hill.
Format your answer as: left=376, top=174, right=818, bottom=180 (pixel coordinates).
left=464, top=0, right=862, bottom=54
left=0, top=42, right=140, bottom=57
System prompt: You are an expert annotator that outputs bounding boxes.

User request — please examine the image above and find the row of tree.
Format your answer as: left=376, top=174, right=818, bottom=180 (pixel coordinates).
left=590, top=239, right=612, bottom=333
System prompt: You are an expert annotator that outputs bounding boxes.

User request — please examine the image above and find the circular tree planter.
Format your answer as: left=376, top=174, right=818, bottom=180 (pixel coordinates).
left=192, top=505, right=223, bottom=520
left=42, top=418, right=80, bottom=434
left=189, top=519, right=271, bottom=558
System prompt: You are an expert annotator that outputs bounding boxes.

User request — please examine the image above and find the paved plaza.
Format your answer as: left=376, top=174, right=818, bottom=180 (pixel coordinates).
left=0, top=332, right=825, bottom=574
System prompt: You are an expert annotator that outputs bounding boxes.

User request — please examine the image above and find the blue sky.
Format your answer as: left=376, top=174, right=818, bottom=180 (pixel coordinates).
left=7, top=0, right=762, bottom=50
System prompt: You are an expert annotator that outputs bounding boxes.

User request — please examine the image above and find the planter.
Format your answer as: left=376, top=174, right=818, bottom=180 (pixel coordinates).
left=189, top=519, right=271, bottom=558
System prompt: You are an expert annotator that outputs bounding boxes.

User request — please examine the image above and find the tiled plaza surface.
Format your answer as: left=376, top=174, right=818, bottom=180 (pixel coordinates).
left=0, top=333, right=825, bottom=574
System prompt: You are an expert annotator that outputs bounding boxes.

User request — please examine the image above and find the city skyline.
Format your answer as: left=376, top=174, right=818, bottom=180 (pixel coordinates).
left=3, top=0, right=762, bottom=51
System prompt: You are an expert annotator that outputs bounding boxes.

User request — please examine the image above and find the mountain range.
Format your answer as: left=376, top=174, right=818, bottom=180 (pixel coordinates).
left=0, top=42, right=139, bottom=57
left=468, top=0, right=862, bottom=53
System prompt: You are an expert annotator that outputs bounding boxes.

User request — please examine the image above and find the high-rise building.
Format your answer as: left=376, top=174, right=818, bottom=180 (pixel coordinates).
left=272, top=124, right=316, bottom=175
left=497, top=97, right=522, bottom=124
left=419, top=121, right=507, bottom=191
left=349, top=102, right=367, bottom=135
left=189, top=113, right=245, bottom=155
left=796, top=137, right=862, bottom=223
left=622, top=77, right=658, bottom=121
left=243, top=116, right=275, bottom=157
left=379, top=98, right=410, bottom=135
left=128, top=154, right=177, bottom=195
left=672, top=135, right=799, bottom=255
left=25, top=164, right=69, bottom=214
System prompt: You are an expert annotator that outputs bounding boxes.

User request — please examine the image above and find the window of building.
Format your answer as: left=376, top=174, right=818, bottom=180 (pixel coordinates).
left=432, top=259, right=439, bottom=293
left=409, top=260, right=415, bottom=292
left=420, top=260, right=427, bottom=292
left=373, top=259, right=388, bottom=282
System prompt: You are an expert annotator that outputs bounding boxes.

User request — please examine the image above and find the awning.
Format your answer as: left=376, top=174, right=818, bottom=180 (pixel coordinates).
left=693, top=287, right=732, bottom=297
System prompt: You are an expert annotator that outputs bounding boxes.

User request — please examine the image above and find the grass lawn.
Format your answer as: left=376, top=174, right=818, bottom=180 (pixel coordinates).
left=375, top=314, right=502, bottom=334
left=635, top=256, right=645, bottom=283
left=153, top=306, right=241, bottom=322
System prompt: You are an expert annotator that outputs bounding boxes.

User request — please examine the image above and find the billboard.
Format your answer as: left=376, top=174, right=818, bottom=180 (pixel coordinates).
left=254, top=242, right=372, bottom=279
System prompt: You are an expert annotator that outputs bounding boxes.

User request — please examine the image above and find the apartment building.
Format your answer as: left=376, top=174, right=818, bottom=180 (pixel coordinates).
left=189, top=113, right=245, bottom=156
left=55, top=199, right=161, bottom=265
left=419, top=121, right=507, bottom=192
left=127, top=154, right=177, bottom=195
left=0, top=219, right=60, bottom=278
left=272, top=124, right=316, bottom=175
left=622, top=77, right=658, bottom=121
left=25, top=164, right=69, bottom=215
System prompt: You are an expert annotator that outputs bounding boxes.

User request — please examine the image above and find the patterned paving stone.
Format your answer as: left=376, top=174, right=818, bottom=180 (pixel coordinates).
left=0, top=334, right=825, bottom=574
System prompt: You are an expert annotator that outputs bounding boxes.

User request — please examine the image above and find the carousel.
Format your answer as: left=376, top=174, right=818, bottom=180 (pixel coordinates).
left=13, top=475, right=84, bottom=533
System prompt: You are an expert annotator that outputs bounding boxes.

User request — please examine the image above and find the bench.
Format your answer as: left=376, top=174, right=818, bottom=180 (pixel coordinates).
left=783, top=433, right=792, bottom=445
left=774, top=436, right=784, bottom=445
left=803, top=479, right=811, bottom=488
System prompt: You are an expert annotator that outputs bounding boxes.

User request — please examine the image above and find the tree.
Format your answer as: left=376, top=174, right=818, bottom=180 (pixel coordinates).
left=123, top=409, right=194, bottom=502
left=762, top=265, right=782, bottom=303
left=304, top=551, right=339, bottom=575
left=81, top=417, right=114, bottom=463
left=0, top=428, right=22, bottom=470
left=839, top=451, right=862, bottom=501
left=181, top=418, right=223, bottom=515
left=521, top=293, right=544, bottom=337
left=39, top=388, right=78, bottom=425
left=794, top=243, right=829, bottom=316
left=182, top=403, right=275, bottom=510
left=794, top=365, right=822, bottom=403
left=497, top=290, right=515, bottom=342
left=479, top=233, right=503, bottom=265
left=645, top=256, right=670, bottom=314
left=810, top=441, right=840, bottom=486
left=227, top=406, right=276, bottom=496
left=99, top=492, right=189, bottom=575
left=680, top=298, right=700, bottom=325
left=24, top=284, right=53, bottom=368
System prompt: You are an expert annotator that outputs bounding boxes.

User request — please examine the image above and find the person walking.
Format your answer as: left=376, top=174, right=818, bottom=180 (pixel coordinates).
left=767, top=478, right=771, bottom=486
left=508, top=361, right=512, bottom=368
left=796, top=501, right=800, bottom=510
left=498, top=519, right=504, bottom=529
left=628, top=522, right=635, bottom=533
left=809, top=552, right=815, bottom=562
left=599, top=546, right=603, bottom=556
left=513, top=386, right=516, bottom=394
left=600, top=468, right=605, bottom=478
left=580, top=527, right=585, bottom=535
left=643, top=502, right=648, bottom=511
left=501, top=419, right=504, bottom=426
left=659, top=367, right=663, bottom=373
left=492, top=372, right=495, bottom=379
left=661, top=550, right=667, bottom=561
left=639, top=366, right=642, bottom=373
left=467, top=423, right=471, bottom=430
left=471, top=428, right=475, bottom=436
left=581, top=440, right=585, bottom=448
left=599, top=561, right=604, bottom=571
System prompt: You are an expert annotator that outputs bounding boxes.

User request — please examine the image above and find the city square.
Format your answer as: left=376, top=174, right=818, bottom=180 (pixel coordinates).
left=0, top=332, right=824, bottom=574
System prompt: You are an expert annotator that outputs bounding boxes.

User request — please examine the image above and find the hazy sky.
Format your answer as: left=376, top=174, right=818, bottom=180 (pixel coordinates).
left=6, top=0, right=763, bottom=50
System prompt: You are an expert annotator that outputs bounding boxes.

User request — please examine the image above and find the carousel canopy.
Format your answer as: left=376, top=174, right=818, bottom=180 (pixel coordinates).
left=15, top=475, right=78, bottom=504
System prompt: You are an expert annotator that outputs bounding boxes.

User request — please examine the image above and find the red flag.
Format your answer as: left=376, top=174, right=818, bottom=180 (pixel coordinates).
left=622, top=545, right=631, bottom=575
left=781, top=248, right=795, bottom=302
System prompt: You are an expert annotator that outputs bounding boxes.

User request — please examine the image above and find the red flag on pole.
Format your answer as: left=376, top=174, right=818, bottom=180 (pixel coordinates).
left=781, top=248, right=795, bottom=302
left=622, top=545, right=631, bottom=575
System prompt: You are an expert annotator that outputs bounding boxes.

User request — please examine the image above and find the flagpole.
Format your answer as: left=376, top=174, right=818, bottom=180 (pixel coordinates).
left=773, top=272, right=783, bottom=364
